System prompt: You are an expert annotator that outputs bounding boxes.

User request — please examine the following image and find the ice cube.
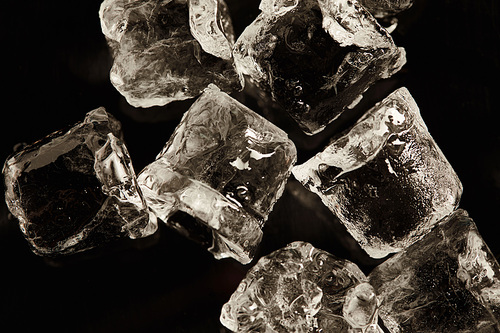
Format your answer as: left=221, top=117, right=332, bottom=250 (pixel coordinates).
left=369, top=209, right=500, bottom=332
left=2, top=108, right=157, bottom=256
left=99, top=0, right=242, bottom=108
left=137, top=85, right=297, bottom=264
left=233, top=0, right=406, bottom=135
left=220, top=241, right=383, bottom=332
left=292, top=87, right=462, bottom=258
left=359, top=0, right=413, bottom=18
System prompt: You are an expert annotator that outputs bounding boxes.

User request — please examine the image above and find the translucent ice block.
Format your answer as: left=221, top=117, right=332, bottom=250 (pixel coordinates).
left=99, top=0, right=242, bottom=108
left=293, top=87, right=462, bottom=258
left=220, top=241, right=383, bottom=332
left=369, top=210, right=500, bottom=332
left=3, top=108, right=157, bottom=256
left=359, top=0, right=413, bottom=18
left=137, top=85, right=297, bottom=264
left=233, top=0, right=406, bottom=135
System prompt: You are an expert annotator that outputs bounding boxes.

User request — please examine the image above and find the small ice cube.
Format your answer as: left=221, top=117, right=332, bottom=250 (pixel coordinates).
left=233, top=0, right=406, bottom=134
left=99, top=0, right=242, bottom=108
left=138, top=85, right=297, bottom=264
left=293, top=87, right=462, bottom=258
left=220, top=241, right=384, bottom=332
left=3, top=108, right=157, bottom=256
left=369, top=210, right=500, bottom=332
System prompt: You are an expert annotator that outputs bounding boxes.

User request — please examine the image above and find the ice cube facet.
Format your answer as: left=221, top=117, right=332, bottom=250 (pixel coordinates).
left=137, top=85, right=297, bottom=264
left=3, top=108, right=157, bottom=256
left=359, top=0, right=413, bottom=18
left=220, top=241, right=383, bottom=332
left=233, top=0, right=406, bottom=135
left=99, top=0, right=242, bottom=108
left=369, top=210, right=500, bottom=332
left=293, top=87, right=463, bottom=258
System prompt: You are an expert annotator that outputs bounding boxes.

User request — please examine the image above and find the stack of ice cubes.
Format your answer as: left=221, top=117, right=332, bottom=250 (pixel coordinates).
left=3, top=0, right=499, bottom=332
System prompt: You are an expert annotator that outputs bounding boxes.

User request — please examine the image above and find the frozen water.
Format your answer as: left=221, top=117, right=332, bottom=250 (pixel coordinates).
left=2, top=108, right=157, bottom=256
left=233, top=0, right=406, bottom=135
left=293, top=87, right=462, bottom=258
left=99, top=0, right=242, bottom=108
left=359, top=0, right=413, bottom=18
left=137, top=85, right=297, bottom=264
left=369, top=210, right=500, bottom=332
left=220, top=241, right=383, bottom=332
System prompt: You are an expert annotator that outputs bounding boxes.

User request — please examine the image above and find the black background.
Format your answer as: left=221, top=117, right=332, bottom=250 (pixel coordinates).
left=1, top=0, right=499, bottom=332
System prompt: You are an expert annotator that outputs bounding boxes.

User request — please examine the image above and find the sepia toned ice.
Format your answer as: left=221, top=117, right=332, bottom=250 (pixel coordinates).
left=99, top=0, right=242, bottom=108
left=220, top=241, right=383, bottom=332
left=359, top=0, right=413, bottom=18
left=293, top=87, right=462, bottom=258
left=137, top=85, right=297, bottom=264
left=2, top=108, right=157, bottom=256
left=233, top=0, right=406, bottom=135
left=369, top=210, right=500, bottom=332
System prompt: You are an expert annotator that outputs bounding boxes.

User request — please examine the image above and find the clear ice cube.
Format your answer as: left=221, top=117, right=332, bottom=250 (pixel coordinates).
left=359, top=0, right=413, bottom=18
left=99, top=0, right=242, bottom=108
left=220, top=241, right=383, bottom=332
left=292, top=87, right=463, bottom=258
left=233, top=0, right=406, bottom=135
left=2, top=108, right=157, bottom=256
left=137, top=85, right=297, bottom=264
left=368, top=209, right=500, bottom=332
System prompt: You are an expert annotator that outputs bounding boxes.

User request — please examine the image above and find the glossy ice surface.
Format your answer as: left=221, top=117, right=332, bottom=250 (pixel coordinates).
left=3, top=108, right=157, bottom=256
left=233, top=0, right=406, bottom=134
left=138, top=85, right=296, bottom=264
left=369, top=210, right=500, bottom=332
left=220, top=241, right=383, bottom=332
left=293, top=87, right=462, bottom=258
left=99, top=0, right=242, bottom=108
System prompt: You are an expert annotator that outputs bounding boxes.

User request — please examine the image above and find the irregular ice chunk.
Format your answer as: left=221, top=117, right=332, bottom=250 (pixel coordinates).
left=2, top=108, right=157, bottom=256
left=99, top=0, right=242, bottom=108
left=220, top=241, right=383, bottom=332
left=293, top=87, right=462, bottom=258
left=233, top=0, right=406, bottom=135
left=369, top=210, right=500, bottom=332
left=359, top=0, right=413, bottom=18
left=137, top=85, right=297, bottom=264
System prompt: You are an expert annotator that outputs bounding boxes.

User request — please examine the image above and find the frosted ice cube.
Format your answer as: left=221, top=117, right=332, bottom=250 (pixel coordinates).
left=233, top=0, right=406, bottom=135
left=220, top=241, right=383, bottom=332
left=369, top=210, right=500, bottom=332
left=2, top=108, right=157, bottom=256
left=359, top=0, right=413, bottom=18
left=293, top=87, right=462, bottom=258
left=99, top=0, right=242, bottom=108
left=137, top=85, right=297, bottom=264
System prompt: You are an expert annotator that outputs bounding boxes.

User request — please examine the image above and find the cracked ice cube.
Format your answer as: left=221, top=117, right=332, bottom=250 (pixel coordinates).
left=220, top=241, right=383, bottom=332
left=359, top=0, right=413, bottom=18
left=233, top=0, right=406, bottom=135
left=99, top=0, right=242, bottom=108
left=369, top=210, right=500, bottom=332
left=2, top=108, right=157, bottom=256
left=137, top=85, right=297, bottom=264
left=292, top=87, right=462, bottom=258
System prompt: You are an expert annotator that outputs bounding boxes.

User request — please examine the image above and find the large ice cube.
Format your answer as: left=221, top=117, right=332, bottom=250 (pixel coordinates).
left=99, top=0, right=242, bottom=108
left=3, top=108, right=157, bottom=256
left=233, top=0, right=406, bottom=135
left=293, top=87, right=462, bottom=258
left=220, top=241, right=383, bottom=332
left=369, top=210, right=500, bottom=332
left=137, top=85, right=297, bottom=264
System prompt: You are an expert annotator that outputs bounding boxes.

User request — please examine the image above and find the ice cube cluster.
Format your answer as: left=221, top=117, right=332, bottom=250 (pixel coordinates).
left=3, top=0, right=499, bottom=332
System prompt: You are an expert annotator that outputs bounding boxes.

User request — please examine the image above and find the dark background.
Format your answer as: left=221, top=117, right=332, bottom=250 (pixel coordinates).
left=1, top=0, right=499, bottom=332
